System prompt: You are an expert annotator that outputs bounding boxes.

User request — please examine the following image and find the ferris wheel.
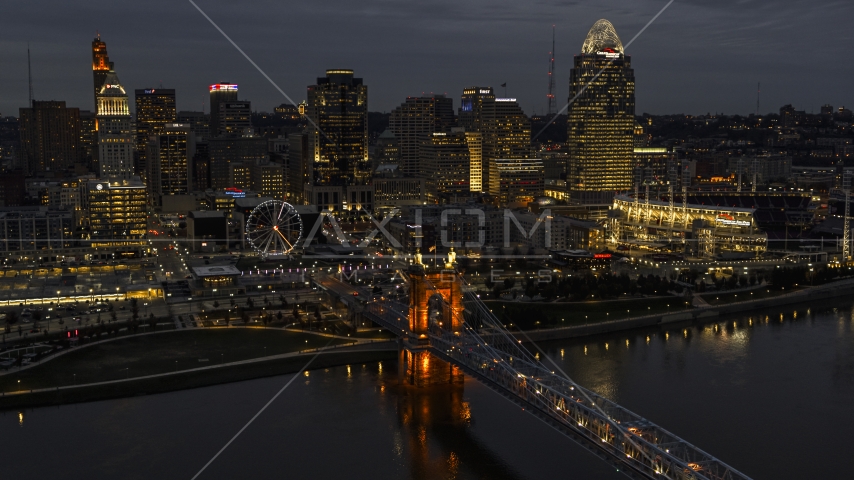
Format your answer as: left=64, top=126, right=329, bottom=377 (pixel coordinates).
left=245, top=200, right=303, bottom=258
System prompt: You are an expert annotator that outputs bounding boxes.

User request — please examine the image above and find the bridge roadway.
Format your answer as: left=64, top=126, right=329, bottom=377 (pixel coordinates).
left=352, top=279, right=752, bottom=480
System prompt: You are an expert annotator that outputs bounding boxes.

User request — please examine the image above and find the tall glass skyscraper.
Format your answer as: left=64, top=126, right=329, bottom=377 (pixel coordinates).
left=135, top=88, right=177, bottom=177
left=566, top=19, right=635, bottom=206
left=306, top=70, right=369, bottom=186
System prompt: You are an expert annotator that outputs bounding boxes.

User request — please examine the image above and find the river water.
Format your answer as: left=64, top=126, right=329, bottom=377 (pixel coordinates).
left=3, top=299, right=853, bottom=479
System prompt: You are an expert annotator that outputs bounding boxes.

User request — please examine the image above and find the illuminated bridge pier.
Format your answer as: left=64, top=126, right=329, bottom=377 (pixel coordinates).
left=351, top=258, right=752, bottom=479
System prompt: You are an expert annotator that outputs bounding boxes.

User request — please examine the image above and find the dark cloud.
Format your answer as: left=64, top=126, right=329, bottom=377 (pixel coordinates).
left=0, top=0, right=851, bottom=117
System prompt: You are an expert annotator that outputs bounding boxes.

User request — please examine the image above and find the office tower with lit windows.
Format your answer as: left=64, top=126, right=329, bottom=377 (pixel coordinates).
left=19, top=101, right=81, bottom=175
left=96, top=71, right=134, bottom=179
left=482, top=98, right=531, bottom=195
left=306, top=70, right=369, bottom=187
left=495, top=158, right=544, bottom=204
left=463, top=131, right=483, bottom=192
left=219, top=101, right=251, bottom=136
left=91, top=35, right=113, bottom=106
left=458, top=87, right=531, bottom=194
left=252, top=162, right=286, bottom=199
left=208, top=136, right=266, bottom=190
left=389, top=95, right=455, bottom=177
left=146, top=123, right=194, bottom=204
left=420, top=132, right=470, bottom=200
left=135, top=89, right=176, bottom=176
left=85, top=177, right=147, bottom=258
left=209, top=83, right=238, bottom=137
left=459, top=87, right=495, bottom=132
left=566, top=19, right=635, bottom=206
left=178, top=111, right=211, bottom=141
left=374, top=129, right=400, bottom=170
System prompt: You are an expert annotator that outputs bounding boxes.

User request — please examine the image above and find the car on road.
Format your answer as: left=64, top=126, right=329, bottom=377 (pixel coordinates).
left=73, top=317, right=82, bottom=322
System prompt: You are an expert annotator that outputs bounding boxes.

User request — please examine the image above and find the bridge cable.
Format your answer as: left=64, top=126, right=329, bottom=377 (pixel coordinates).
left=456, top=275, right=694, bottom=477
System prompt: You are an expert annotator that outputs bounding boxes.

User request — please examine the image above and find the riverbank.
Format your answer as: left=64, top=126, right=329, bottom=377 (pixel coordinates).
left=0, top=328, right=397, bottom=410
left=513, top=277, right=854, bottom=342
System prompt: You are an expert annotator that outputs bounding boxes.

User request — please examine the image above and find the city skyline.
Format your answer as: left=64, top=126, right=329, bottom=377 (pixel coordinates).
left=2, top=0, right=853, bottom=117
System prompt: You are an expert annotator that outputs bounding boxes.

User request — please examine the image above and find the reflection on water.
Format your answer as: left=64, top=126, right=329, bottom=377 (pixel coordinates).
left=541, top=300, right=854, bottom=479
left=0, top=351, right=618, bottom=480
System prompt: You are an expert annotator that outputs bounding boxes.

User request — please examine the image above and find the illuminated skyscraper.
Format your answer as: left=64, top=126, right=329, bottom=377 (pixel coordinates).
left=463, top=131, right=482, bottom=192
left=420, top=132, right=470, bottom=200
left=459, top=87, right=495, bottom=132
left=96, top=70, right=134, bottom=179
left=458, top=87, right=530, bottom=194
left=306, top=69, right=369, bottom=186
left=566, top=19, right=635, bottom=206
left=209, top=83, right=238, bottom=137
left=389, top=95, right=454, bottom=177
left=85, top=177, right=147, bottom=257
left=146, top=123, right=194, bottom=204
left=135, top=88, right=176, bottom=176
left=219, top=100, right=251, bottom=136
left=91, top=35, right=113, bottom=107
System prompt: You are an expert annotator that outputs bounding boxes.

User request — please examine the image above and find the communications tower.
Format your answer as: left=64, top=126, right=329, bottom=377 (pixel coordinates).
left=546, top=26, right=556, bottom=116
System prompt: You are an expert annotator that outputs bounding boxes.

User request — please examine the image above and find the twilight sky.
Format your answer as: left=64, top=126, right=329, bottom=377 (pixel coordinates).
left=1, top=0, right=852, bottom=117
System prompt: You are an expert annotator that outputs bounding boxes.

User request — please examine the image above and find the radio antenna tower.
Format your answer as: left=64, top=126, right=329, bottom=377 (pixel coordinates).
left=756, top=82, right=760, bottom=116
left=27, top=43, right=34, bottom=107
left=546, top=25, right=556, bottom=116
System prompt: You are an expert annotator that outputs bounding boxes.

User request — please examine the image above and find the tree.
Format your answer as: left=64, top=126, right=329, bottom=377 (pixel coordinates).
left=276, top=311, right=283, bottom=322
left=110, top=311, right=117, bottom=323
left=241, top=310, right=249, bottom=324
left=213, top=300, right=220, bottom=309
left=32, top=310, right=42, bottom=324
left=130, top=298, right=139, bottom=322
left=246, top=297, right=254, bottom=309
left=148, top=313, right=157, bottom=331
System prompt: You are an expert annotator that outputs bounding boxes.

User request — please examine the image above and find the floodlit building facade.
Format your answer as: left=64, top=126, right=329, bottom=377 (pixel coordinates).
left=96, top=71, right=134, bottom=179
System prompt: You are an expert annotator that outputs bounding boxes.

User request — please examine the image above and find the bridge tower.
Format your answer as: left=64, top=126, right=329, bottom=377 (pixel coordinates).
left=407, top=253, right=464, bottom=341
left=398, top=250, right=465, bottom=387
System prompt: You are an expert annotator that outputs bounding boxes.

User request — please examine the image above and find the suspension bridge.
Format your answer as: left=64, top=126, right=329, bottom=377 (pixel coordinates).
left=319, top=256, right=752, bottom=480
